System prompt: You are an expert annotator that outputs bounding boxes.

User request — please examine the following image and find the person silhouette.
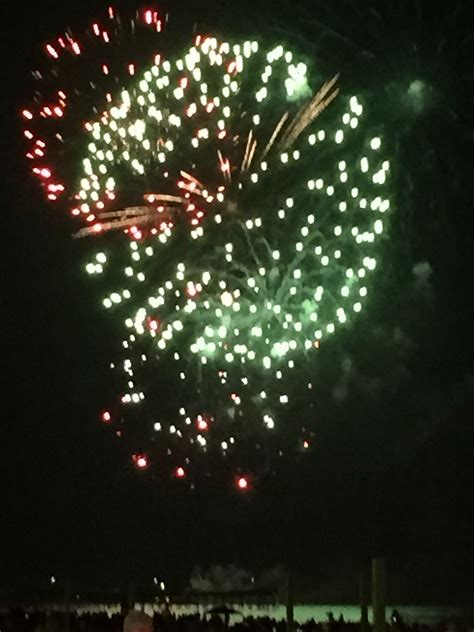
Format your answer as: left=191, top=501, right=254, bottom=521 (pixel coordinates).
left=124, top=609, right=154, bottom=632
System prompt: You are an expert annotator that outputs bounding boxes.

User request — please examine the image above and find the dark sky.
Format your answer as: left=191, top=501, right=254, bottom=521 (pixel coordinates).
left=1, top=0, right=473, bottom=603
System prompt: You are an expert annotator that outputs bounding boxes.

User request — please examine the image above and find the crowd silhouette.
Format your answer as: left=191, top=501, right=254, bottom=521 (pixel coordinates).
left=0, top=609, right=470, bottom=632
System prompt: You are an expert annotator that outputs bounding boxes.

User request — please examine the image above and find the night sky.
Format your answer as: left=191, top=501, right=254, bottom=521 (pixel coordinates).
left=1, top=0, right=473, bottom=604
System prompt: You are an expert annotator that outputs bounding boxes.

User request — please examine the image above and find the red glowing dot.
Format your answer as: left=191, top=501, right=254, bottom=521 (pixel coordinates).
left=175, top=467, right=186, bottom=479
left=71, top=41, right=81, bottom=55
left=133, top=454, right=148, bottom=469
left=101, top=411, right=112, bottom=423
left=22, top=110, right=33, bottom=120
left=144, top=9, right=153, bottom=24
left=237, top=476, right=249, bottom=490
left=128, top=63, right=135, bottom=75
left=197, top=417, right=208, bottom=431
left=186, top=282, right=198, bottom=298
left=149, top=319, right=159, bottom=331
left=92, top=23, right=100, bottom=36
